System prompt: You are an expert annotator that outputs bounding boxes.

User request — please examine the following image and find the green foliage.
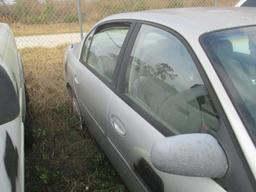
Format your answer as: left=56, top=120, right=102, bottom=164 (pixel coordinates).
left=35, top=166, right=49, bottom=184
left=2, top=0, right=77, bottom=24
left=64, top=14, right=78, bottom=23
left=170, top=0, right=184, bottom=8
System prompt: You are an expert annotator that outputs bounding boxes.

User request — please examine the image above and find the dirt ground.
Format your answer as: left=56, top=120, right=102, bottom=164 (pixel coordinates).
left=22, top=46, right=127, bottom=192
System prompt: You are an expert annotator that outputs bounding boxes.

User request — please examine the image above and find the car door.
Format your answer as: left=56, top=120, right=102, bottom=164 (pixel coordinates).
left=74, top=22, right=132, bottom=136
left=106, top=23, right=230, bottom=192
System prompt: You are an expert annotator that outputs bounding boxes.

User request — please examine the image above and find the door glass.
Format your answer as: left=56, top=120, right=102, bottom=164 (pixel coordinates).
left=80, top=31, right=94, bottom=64
left=124, top=25, right=219, bottom=135
left=86, top=26, right=129, bottom=82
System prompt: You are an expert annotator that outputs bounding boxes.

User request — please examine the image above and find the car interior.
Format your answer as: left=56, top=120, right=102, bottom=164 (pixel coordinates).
left=210, top=38, right=256, bottom=118
left=127, top=28, right=219, bottom=135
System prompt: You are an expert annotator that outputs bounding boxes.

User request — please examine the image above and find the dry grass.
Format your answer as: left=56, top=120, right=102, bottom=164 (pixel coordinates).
left=22, top=46, right=127, bottom=192
left=12, top=23, right=92, bottom=36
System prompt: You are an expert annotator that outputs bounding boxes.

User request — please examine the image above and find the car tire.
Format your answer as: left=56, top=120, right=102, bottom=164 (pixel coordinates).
left=71, top=91, right=86, bottom=131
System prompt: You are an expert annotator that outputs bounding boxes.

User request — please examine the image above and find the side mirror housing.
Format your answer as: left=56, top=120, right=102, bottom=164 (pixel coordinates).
left=0, top=66, right=19, bottom=125
left=151, top=134, right=228, bottom=178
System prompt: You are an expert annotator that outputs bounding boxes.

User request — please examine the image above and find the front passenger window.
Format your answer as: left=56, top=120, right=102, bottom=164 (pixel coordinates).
left=124, top=25, right=220, bottom=135
left=86, top=26, right=129, bottom=82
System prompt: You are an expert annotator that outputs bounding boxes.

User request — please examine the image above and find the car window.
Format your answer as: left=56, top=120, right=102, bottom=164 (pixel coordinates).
left=80, top=31, right=94, bottom=64
left=124, top=25, right=220, bottom=135
left=86, top=26, right=129, bottom=82
left=230, top=35, right=250, bottom=54
left=201, top=26, right=256, bottom=144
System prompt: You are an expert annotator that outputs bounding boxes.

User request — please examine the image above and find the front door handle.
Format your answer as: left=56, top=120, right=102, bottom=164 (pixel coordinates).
left=110, top=116, right=126, bottom=136
left=74, top=76, right=80, bottom=85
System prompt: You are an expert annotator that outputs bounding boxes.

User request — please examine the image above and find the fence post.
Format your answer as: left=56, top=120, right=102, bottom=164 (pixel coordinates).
left=214, top=0, right=218, bottom=6
left=76, top=0, right=83, bottom=40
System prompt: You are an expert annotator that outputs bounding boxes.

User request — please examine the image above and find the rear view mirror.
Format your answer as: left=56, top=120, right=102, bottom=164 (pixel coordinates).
left=0, top=66, right=19, bottom=125
left=151, top=134, right=228, bottom=178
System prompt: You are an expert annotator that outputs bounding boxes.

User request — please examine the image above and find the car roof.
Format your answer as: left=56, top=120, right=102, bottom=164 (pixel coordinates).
left=236, top=0, right=256, bottom=7
left=102, top=7, right=256, bottom=39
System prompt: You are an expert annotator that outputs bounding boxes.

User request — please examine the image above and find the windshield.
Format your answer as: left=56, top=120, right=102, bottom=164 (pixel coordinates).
left=201, top=26, right=256, bottom=145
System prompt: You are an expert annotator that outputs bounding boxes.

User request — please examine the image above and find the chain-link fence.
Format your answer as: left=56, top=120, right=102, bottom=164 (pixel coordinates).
left=0, top=0, right=238, bottom=48
left=79, top=0, right=237, bottom=24
left=0, top=0, right=80, bottom=48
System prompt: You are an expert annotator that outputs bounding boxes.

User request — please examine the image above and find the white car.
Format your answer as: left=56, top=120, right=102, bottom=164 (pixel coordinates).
left=0, top=23, right=26, bottom=192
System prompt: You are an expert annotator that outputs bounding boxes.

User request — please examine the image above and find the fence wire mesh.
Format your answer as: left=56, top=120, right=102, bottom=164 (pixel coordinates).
left=0, top=0, right=238, bottom=49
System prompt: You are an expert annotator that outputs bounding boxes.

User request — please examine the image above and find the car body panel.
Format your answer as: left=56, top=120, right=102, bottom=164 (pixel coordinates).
left=0, top=118, right=24, bottom=192
left=0, top=23, right=25, bottom=192
left=0, top=23, right=26, bottom=120
left=74, top=57, right=111, bottom=135
left=107, top=92, right=226, bottom=192
left=65, top=43, right=149, bottom=192
left=64, top=44, right=79, bottom=93
left=64, top=8, right=256, bottom=192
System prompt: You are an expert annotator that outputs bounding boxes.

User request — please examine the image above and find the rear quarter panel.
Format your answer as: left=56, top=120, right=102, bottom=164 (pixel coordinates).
left=64, top=43, right=81, bottom=93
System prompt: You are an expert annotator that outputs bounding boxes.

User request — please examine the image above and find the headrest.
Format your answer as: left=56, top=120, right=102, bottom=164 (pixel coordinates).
left=210, top=39, right=234, bottom=58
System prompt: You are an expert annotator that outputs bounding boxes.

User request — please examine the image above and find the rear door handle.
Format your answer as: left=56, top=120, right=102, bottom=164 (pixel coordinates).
left=74, top=76, right=80, bottom=85
left=110, top=116, right=126, bottom=136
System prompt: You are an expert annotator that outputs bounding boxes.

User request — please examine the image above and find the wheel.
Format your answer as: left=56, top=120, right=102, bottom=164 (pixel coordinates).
left=71, top=91, right=85, bottom=131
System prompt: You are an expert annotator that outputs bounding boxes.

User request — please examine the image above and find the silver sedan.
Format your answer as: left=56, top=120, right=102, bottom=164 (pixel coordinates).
left=64, top=8, right=256, bottom=192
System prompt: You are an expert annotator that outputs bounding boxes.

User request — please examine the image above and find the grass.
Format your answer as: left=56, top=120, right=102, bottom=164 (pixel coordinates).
left=22, top=46, right=127, bottom=192
left=12, top=22, right=92, bottom=36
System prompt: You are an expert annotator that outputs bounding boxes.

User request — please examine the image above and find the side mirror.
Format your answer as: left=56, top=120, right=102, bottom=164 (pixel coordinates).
left=151, top=134, right=228, bottom=178
left=0, top=66, right=19, bottom=125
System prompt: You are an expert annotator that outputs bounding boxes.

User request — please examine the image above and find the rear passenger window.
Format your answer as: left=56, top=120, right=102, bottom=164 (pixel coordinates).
left=124, top=25, right=219, bottom=135
left=86, top=26, right=129, bottom=82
